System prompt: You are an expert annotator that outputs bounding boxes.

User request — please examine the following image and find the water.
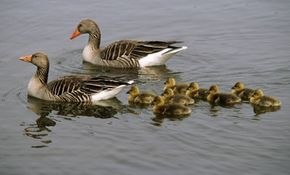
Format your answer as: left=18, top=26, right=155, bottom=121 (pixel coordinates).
left=1, top=0, right=290, bottom=174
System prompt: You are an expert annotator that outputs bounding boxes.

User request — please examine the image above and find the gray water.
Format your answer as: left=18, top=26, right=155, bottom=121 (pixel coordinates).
left=1, top=0, right=290, bottom=175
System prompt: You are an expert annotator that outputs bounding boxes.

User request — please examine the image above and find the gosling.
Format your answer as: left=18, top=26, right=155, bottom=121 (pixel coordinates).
left=152, top=96, right=192, bottom=116
left=127, top=85, right=155, bottom=105
left=164, top=77, right=189, bottom=95
left=231, top=82, right=255, bottom=101
left=186, top=82, right=209, bottom=101
left=162, top=88, right=194, bottom=105
left=207, top=84, right=241, bottom=106
left=250, top=89, right=281, bottom=107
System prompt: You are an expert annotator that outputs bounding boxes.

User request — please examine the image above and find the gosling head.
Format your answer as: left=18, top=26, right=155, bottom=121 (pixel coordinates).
left=164, top=77, right=176, bottom=88
left=231, top=82, right=245, bottom=93
left=208, top=84, right=220, bottom=94
left=162, top=88, right=174, bottom=97
left=126, top=85, right=140, bottom=96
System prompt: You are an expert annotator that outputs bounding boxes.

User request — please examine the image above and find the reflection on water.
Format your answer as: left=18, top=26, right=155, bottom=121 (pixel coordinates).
left=24, top=96, right=126, bottom=148
left=253, top=105, right=281, bottom=116
left=83, top=61, right=173, bottom=83
left=151, top=113, right=190, bottom=126
left=27, top=96, right=120, bottom=118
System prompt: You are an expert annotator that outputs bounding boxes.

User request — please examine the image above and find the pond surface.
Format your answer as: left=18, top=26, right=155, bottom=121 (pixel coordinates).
left=0, top=0, right=290, bottom=175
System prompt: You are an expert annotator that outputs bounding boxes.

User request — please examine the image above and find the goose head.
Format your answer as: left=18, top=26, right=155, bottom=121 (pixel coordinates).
left=19, top=52, right=49, bottom=69
left=70, top=19, right=101, bottom=40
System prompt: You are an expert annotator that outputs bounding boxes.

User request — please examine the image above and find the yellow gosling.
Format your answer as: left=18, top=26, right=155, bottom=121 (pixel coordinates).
left=231, top=82, right=255, bottom=101
left=152, top=96, right=192, bottom=116
left=163, top=77, right=188, bottom=95
left=127, top=85, right=155, bottom=105
left=162, top=88, right=194, bottom=105
left=250, top=89, right=281, bottom=107
left=186, top=82, right=208, bottom=101
left=207, top=84, right=241, bottom=106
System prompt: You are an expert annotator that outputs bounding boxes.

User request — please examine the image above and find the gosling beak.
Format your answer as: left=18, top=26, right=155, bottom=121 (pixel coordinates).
left=126, top=90, right=130, bottom=94
left=19, top=55, right=32, bottom=62
left=70, top=28, right=81, bottom=40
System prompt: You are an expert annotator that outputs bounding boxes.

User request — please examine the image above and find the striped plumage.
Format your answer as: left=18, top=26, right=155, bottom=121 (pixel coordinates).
left=20, top=52, right=133, bottom=103
left=70, top=19, right=187, bottom=68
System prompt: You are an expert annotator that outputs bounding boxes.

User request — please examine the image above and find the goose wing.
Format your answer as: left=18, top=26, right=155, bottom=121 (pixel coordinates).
left=100, top=40, right=183, bottom=61
left=46, top=76, right=89, bottom=96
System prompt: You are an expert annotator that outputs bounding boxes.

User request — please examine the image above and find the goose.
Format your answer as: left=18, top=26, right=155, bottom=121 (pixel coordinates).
left=186, top=82, right=208, bottom=101
left=70, top=19, right=187, bottom=68
left=19, top=52, right=133, bottom=103
left=207, top=84, right=241, bottom=106
left=127, top=85, right=155, bottom=105
left=164, top=77, right=189, bottom=94
left=152, top=96, right=191, bottom=116
left=162, top=88, right=194, bottom=105
left=231, top=82, right=255, bottom=101
left=250, top=89, right=281, bottom=107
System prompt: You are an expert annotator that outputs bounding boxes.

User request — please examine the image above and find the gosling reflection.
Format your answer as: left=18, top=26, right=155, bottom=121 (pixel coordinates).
left=151, top=113, right=190, bottom=126
left=253, top=105, right=281, bottom=116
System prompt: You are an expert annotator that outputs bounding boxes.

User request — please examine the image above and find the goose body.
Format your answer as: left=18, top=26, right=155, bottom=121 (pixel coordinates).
left=250, top=89, right=281, bottom=107
left=70, top=19, right=187, bottom=68
left=20, top=52, right=133, bottom=103
left=152, top=96, right=191, bottom=116
left=127, top=85, right=155, bottom=105
left=231, top=82, right=255, bottom=101
left=207, top=85, right=241, bottom=106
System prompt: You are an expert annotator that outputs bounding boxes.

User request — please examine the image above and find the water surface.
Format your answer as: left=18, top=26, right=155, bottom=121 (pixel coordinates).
left=1, top=0, right=290, bottom=175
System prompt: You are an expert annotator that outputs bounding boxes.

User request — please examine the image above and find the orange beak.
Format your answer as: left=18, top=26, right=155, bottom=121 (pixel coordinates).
left=19, top=55, right=32, bottom=62
left=70, top=28, right=81, bottom=40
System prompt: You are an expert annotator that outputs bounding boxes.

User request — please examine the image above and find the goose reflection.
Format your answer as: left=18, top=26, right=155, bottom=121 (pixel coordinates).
left=83, top=62, right=172, bottom=82
left=24, top=96, right=129, bottom=147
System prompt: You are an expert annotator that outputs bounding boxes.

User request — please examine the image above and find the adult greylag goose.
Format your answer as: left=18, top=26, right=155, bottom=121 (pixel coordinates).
left=207, top=85, right=241, bottom=106
left=70, top=19, right=187, bottom=68
left=250, top=89, right=281, bottom=107
left=231, top=82, right=255, bottom=101
left=19, top=52, right=133, bottom=103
